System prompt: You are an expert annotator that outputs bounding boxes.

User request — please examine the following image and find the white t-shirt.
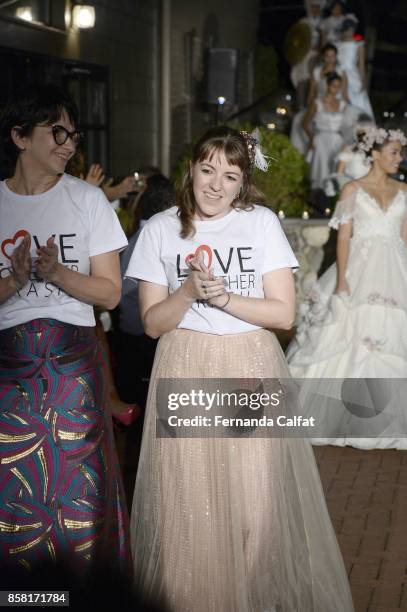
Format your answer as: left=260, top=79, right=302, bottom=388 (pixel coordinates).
left=0, top=174, right=128, bottom=330
left=125, top=205, right=298, bottom=335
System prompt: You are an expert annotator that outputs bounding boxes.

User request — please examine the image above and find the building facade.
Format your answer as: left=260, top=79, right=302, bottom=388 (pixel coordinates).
left=0, top=0, right=259, bottom=178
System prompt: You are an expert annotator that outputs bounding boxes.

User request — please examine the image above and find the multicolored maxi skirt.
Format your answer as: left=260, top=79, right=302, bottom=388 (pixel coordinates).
left=0, top=319, right=130, bottom=577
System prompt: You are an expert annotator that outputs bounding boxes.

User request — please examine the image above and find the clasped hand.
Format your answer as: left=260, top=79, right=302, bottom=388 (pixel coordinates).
left=183, top=252, right=228, bottom=307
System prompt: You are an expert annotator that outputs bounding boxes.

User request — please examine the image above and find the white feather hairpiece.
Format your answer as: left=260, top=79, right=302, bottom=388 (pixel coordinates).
left=241, top=128, right=272, bottom=173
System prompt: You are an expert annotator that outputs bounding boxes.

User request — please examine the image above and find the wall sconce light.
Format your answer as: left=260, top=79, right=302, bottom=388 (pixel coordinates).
left=16, top=7, right=33, bottom=22
left=72, top=4, right=96, bottom=29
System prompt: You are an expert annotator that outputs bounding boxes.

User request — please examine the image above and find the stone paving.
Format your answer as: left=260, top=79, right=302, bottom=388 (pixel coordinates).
left=314, top=445, right=407, bottom=612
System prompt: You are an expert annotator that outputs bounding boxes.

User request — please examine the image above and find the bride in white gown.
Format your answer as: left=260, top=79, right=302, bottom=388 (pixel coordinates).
left=287, top=126, right=407, bottom=450
left=303, top=72, right=347, bottom=189
left=290, top=43, right=348, bottom=156
left=336, top=16, right=374, bottom=118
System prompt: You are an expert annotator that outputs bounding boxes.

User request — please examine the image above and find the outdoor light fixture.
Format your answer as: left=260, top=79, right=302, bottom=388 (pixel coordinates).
left=16, top=7, right=33, bottom=21
left=217, top=96, right=226, bottom=105
left=72, top=4, right=95, bottom=29
left=267, top=123, right=276, bottom=130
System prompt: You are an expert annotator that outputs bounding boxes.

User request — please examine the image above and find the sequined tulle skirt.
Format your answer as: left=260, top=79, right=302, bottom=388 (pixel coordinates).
left=130, top=329, right=354, bottom=612
left=0, top=319, right=130, bottom=577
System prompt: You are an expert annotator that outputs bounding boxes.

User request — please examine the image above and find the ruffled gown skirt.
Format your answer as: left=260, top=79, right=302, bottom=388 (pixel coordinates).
left=287, top=236, right=407, bottom=449
left=311, top=131, right=344, bottom=189
left=130, top=328, right=354, bottom=611
left=290, top=110, right=309, bottom=156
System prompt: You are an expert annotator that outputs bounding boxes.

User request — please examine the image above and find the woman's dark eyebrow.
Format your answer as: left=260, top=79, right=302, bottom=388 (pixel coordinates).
left=199, top=161, right=241, bottom=175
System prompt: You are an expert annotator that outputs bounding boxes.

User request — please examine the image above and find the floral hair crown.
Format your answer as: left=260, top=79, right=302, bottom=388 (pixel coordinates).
left=358, top=126, right=407, bottom=159
left=240, top=128, right=271, bottom=172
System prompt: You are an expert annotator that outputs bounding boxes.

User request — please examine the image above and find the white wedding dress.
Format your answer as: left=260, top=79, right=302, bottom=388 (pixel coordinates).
left=290, top=64, right=346, bottom=156
left=336, top=40, right=374, bottom=118
left=310, top=98, right=347, bottom=188
left=287, top=185, right=407, bottom=449
left=324, top=147, right=371, bottom=196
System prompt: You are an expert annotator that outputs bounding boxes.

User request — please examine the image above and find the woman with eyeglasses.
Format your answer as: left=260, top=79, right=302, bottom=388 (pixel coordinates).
left=0, top=84, right=130, bottom=580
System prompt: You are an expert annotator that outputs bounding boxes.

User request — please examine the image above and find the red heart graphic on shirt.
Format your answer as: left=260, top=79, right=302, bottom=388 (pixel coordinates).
left=185, top=244, right=213, bottom=269
left=1, top=230, right=31, bottom=260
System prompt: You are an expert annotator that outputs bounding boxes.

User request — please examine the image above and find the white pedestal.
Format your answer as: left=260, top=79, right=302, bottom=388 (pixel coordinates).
left=282, top=218, right=331, bottom=321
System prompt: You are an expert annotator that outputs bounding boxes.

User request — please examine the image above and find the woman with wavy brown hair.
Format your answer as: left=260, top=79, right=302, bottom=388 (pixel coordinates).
left=126, top=126, right=353, bottom=611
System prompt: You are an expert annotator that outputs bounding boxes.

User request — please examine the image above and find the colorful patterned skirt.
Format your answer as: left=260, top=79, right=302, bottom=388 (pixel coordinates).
left=0, top=318, right=130, bottom=577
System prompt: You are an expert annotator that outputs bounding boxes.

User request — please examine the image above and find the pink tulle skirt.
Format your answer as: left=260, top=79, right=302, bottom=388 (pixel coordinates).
left=130, top=328, right=354, bottom=611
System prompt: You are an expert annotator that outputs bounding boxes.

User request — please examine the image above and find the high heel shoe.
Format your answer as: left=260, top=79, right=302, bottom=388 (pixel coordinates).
left=112, top=404, right=141, bottom=427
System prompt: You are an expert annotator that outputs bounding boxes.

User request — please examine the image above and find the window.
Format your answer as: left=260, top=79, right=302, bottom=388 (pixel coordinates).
left=0, top=0, right=66, bottom=30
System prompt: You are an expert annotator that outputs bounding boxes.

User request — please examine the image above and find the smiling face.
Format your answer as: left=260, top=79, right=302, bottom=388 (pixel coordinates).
left=373, top=140, right=403, bottom=174
left=13, top=108, right=77, bottom=177
left=191, top=150, right=244, bottom=220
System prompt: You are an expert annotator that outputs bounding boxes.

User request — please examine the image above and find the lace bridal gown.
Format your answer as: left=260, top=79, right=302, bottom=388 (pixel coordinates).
left=287, top=185, right=407, bottom=449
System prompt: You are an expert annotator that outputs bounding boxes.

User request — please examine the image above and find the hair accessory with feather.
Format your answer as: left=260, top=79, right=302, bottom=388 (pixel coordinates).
left=240, top=128, right=271, bottom=172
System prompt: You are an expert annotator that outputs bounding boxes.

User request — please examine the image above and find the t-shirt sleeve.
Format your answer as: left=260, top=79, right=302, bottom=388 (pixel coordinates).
left=88, top=189, right=128, bottom=257
left=262, top=210, right=299, bottom=274
left=125, top=219, right=169, bottom=286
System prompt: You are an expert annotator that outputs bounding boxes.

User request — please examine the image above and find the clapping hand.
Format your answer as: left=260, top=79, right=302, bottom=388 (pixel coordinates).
left=36, top=236, right=60, bottom=282
left=10, top=234, right=31, bottom=290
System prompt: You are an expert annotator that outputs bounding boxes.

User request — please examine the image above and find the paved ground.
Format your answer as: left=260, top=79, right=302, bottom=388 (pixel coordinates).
left=117, top=428, right=407, bottom=612
left=314, top=445, right=407, bottom=612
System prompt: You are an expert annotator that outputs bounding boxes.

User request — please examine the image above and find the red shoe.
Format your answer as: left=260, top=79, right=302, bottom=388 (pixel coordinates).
left=112, top=404, right=141, bottom=427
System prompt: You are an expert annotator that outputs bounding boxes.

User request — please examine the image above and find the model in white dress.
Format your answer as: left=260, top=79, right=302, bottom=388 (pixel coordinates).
left=304, top=85, right=347, bottom=189
left=324, top=144, right=371, bottom=195
left=337, top=146, right=371, bottom=182
left=336, top=40, right=373, bottom=117
left=291, top=44, right=347, bottom=156
left=336, top=16, right=374, bottom=118
left=287, top=132, right=407, bottom=450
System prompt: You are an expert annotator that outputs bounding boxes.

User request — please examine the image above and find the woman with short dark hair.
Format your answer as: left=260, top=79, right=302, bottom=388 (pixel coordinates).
left=0, top=83, right=130, bottom=576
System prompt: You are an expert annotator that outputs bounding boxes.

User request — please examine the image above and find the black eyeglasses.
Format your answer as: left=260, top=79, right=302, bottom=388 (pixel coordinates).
left=51, top=124, right=83, bottom=146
